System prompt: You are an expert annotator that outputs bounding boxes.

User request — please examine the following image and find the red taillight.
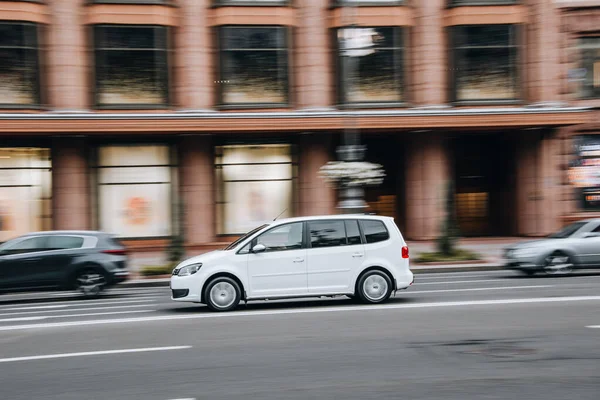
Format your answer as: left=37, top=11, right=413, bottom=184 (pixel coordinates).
left=103, top=249, right=127, bottom=256
left=401, top=245, right=409, bottom=259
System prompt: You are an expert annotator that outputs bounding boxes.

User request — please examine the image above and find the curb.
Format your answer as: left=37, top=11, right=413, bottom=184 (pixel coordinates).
left=119, top=265, right=505, bottom=288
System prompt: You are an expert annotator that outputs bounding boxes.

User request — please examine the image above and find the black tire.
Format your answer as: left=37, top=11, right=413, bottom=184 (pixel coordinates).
left=357, top=270, right=393, bottom=304
left=543, top=251, right=574, bottom=276
left=519, top=269, right=536, bottom=276
left=204, top=276, right=241, bottom=312
left=74, top=267, right=107, bottom=298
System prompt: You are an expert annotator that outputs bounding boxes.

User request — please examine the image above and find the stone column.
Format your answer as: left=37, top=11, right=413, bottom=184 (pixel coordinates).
left=176, top=0, right=213, bottom=110
left=47, top=0, right=87, bottom=110
left=412, top=0, right=445, bottom=105
left=179, top=135, right=215, bottom=245
left=52, top=137, right=90, bottom=230
left=516, top=130, right=563, bottom=236
left=404, top=133, right=450, bottom=240
left=295, top=0, right=333, bottom=109
left=297, top=134, right=336, bottom=216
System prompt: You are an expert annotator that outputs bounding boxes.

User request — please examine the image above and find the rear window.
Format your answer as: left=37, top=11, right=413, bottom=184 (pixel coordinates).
left=47, top=236, right=84, bottom=250
left=360, top=220, right=390, bottom=244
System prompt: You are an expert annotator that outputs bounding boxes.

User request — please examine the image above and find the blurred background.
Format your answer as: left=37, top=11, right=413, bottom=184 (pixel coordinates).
left=0, top=0, right=599, bottom=274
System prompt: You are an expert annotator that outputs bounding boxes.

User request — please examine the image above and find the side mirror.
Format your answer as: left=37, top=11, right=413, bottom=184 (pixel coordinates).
left=252, top=243, right=266, bottom=253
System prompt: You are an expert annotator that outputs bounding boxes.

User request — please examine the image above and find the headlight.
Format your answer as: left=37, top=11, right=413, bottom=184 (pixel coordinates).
left=176, top=263, right=202, bottom=277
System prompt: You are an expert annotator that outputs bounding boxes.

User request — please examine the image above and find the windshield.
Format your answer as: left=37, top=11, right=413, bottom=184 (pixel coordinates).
left=547, top=222, right=587, bottom=239
left=224, top=224, right=268, bottom=250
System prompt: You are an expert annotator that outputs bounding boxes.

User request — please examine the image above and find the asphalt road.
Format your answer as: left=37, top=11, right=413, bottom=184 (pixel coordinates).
left=1, top=270, right=599, bottom=400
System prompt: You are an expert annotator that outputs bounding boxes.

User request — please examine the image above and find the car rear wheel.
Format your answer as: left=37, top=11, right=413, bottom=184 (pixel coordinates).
left=75, top=268, right=107, bottom=297
left=205, top=277, right=241, bottom=312
left=357, top=270, right=392, bottom=304
left=543, top=252, right=574, bottom=275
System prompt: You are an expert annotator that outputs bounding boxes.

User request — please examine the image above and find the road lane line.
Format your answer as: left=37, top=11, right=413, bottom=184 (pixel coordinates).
left=4, top=305, right=69, bottom=311
left=414, top=273, right=508, bottom=280
left=0, top=298, right=156, bottom=310
left=0, top=295, right=599, bottom=331
left=0, top=346, right=192, bottom=364
left=415, top=279, right=510, bottom=285
left=403, top=285, right=554, bottom=294
left=0, top=304, right=155, bottom=317
left=0, top=317, right=46, bottom=323
left=586, top=325, right=600, bottom=329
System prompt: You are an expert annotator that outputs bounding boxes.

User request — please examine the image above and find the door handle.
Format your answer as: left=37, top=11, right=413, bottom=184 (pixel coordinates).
left=293, top=258, right=305, bottom=263
left=352, top=253, right=364, bottom=258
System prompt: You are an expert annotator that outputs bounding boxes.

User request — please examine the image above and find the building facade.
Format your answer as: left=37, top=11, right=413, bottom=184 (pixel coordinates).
left=0, top=0, right=599, bottom=254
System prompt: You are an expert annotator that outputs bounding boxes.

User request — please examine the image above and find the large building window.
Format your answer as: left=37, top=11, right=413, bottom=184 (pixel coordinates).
left=94, top=25, right=170, bottom=108
left=0, top=22, right=40, bottom=107
left=451, top=25, right=519, bottom=102
left=579, top=37, right=600, bottom=99
left=96, top=145, right=174, bottom=238
left=216, top=144, right=295, bottom=235
left=337, top=27, right=405, bottom=105
left=218, top=26, right=289, bottom=106
left=0, top=148, right=51, bottom=242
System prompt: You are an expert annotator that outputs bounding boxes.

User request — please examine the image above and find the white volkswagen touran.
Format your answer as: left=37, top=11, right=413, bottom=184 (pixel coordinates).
left=170, top=215, right=413, bottom=312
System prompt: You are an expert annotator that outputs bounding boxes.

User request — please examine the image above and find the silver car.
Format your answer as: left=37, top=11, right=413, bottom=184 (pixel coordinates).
left=505, top=219, right=600, bottom=275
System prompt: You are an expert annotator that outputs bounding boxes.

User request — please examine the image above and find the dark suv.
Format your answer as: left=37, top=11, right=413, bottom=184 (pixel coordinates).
left=0, top=231, right=129, bottom=296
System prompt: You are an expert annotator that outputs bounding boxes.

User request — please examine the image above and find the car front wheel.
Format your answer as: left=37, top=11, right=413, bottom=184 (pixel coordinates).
left=204, top=277, right=241, bottom=312
left=543, top=252, right=574, bottom=275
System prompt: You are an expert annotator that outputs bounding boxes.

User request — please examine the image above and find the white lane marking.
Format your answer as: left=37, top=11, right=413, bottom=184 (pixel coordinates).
left=0, top=317, right=46, bottom=323
left=403, top=285, right=554, bottom=294
left=586, top=325, right=600, bottom=329
left=1, top=296, right=599, bottom=332
left=414, top=271, right=509, bottom=278
left=0, top=310, right=154, bottom=323
left=0, top=298, right=156, bottom=311
left=415, top=279, right=508, bottom=285
left=4, top=305, right=69, bottom=311
left=0, top=346, right=191, bottom=364
left=0, top=304, right=155, bottom=317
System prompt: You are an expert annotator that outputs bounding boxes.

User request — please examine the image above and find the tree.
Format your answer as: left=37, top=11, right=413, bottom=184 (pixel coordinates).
left=437, top=180, right=459, bottom=256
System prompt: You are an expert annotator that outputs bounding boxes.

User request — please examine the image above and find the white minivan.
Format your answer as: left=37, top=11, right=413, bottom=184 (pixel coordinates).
left=170, top=215, right=413, bottom=311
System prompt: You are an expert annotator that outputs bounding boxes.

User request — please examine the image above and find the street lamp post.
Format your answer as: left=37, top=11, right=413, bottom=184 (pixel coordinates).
left=337, top=1, right=367, bottom=214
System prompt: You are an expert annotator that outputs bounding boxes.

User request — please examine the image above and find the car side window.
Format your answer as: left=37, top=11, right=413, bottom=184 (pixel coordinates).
left=47, top=236, right=84, bottom=250
left=1, top=237, right=47, bottom=255
left=255, top=222, right=304, bottom=252
left=360, top=220, right=390, bottom=244
left=309, top=220, right=347, bottom=248
left=345, top=220, right=362, bottom=245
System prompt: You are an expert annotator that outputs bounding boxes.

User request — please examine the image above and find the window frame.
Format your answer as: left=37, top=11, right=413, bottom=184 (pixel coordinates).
left=249, top=221, right=306, bottom=253
left=0, top=21, right=42, bottom=109
left=217, top=25, right=291, bottom=109
left=447, top=0, right=519, bottom=6
left=213, top=0, right=292, bottom=6
left=359, top=219, right=390, bottom=244
left=92, top=24, right=172, bottom=109
left=307, top=219, right=351, bottom=249
left=335, top=26, right=407, bottom=108
left=449, top=24, right=521, bottom=105
left=578, top=36, right=600, bottom=100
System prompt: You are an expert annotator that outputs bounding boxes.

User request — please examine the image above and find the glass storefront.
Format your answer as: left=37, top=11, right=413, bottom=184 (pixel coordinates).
left=0, top=148, right=51, bottom=242
left=96, top=145, right=174, bottom=238
left=215, top=144, right=295, bottom=235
